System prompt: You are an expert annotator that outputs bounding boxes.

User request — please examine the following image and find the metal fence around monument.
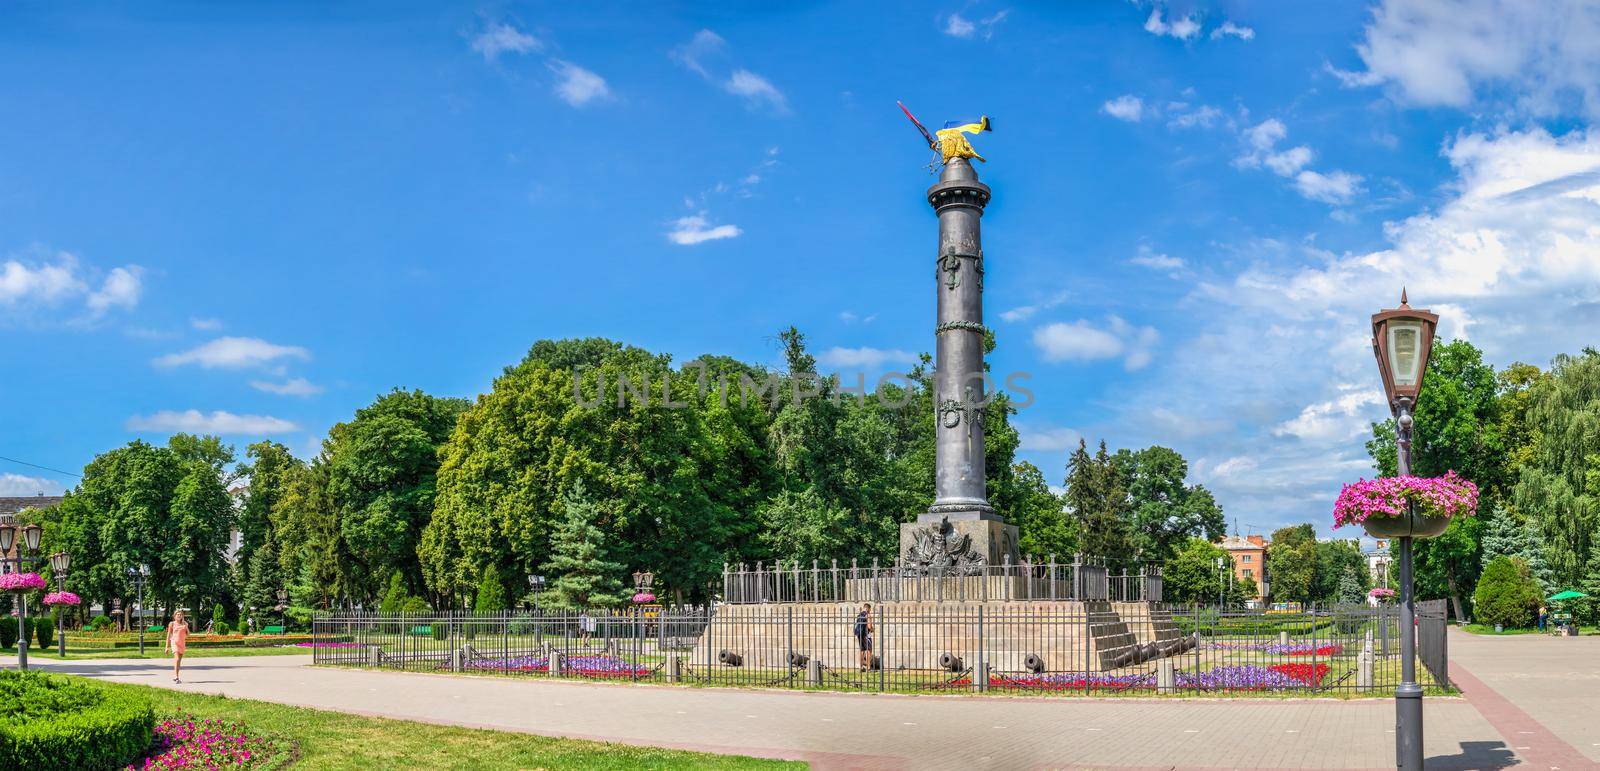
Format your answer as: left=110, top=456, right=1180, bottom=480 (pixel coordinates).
left=719, top=558, right=1160, bottom=604
left=311, top=602, right=1449, bottom=696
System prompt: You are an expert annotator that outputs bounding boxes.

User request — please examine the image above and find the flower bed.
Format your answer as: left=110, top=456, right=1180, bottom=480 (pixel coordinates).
left=988, top=663, right=1331, bottom=691
left=0, top=572, right=47, bottom=592
left=1333, top=471, right=1478, bottom=528
left=1207, top=641, right=1345, bottom=656
left=457, top=654, right=652, bottom=677
left=128, top=714, right=282, bottom=770
left=293, top=641, right=363, bottom=649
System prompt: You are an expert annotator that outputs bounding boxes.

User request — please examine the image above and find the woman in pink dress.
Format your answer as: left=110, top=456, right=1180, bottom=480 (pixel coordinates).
left=166, top=609, right=190, bottom=683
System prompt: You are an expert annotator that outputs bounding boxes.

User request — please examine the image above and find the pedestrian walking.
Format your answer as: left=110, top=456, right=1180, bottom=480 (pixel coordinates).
left=166, top=609, right=191, bottom=684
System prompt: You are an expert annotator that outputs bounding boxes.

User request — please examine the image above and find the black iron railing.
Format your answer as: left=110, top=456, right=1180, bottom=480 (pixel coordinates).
left=311, top=603, right=1449, bottom=696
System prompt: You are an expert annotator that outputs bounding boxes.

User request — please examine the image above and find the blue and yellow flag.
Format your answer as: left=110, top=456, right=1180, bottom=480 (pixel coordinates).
left=935, top=116, right=992, bottom=163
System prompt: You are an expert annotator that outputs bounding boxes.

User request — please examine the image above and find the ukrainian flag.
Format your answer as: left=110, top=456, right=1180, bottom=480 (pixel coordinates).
left=942, top=116, right=992, bottom=133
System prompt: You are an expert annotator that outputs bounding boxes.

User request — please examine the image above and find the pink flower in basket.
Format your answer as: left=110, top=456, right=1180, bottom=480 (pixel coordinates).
left=632, top=592, right=656, bottom=604
left=0, top=572, right=47, bottom=592
left=1332, top=471, right=1478, bottom=528
left=44, top=591, right=82, bottom=606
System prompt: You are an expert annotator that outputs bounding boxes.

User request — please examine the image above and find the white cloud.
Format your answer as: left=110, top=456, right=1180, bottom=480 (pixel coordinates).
left=1212, top=21, right=1255, bottom=40
left=1167, top=104, right=1222, bottom=129
left=1032, top=316, right=1158, bottom=370
left=1017, top=424, right=1082, bottom=452
left=666, top=214, right=742, bottom=245
left=250, top=377, right=324, bottom=397
left=548, top=60, right=610, bottom=106
left=838, top=311, right=877, bottom=324
left=944, top=14, right=976, bottom=38
left=0, top=472, right=63, bottom=496
left=1274, top=388, right=1382, bottom=442
left=1000, top=290, right=1070, bottom=323
left=1331, top=0, right=1600, bottom=118
left=672, top=30, right=788, bottom=115
left=725, top=69, right=789, bottom=114
left=814, top=346, right=917, bottom=369
left=1144, top=9, right=1201, bottom=40
left=1101, top=95, right=1144, bottom=122
left=943, top=10, right=1009, bottom=40
left=471, top=22, right=541, bottom=61
left=1293, top=169, right=1364, bottom=204
left=0, top=251, right=142, bottom=322
left=190, top=317, right=222, bottom=331
left=154, top=336, right=310, bottom=370
left=1129, top=248, right=1186, bottom=272
left=126, top=410, right=299, bottom=435
left=1236, top=119, right=1363, bottom=205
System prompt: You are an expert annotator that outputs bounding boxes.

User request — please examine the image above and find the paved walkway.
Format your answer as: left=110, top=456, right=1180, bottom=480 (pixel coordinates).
left=9, top=628, right=1595, bottom=769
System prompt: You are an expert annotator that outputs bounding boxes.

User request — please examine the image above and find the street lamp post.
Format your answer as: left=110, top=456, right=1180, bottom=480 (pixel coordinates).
left=1215, top=557, right=1226, bottom=607
left=127, top=565, right=150, bottom=657
left=1, top=522, right=45, bottom=669
left=526, top=574, right=545, bottom=612
left=1369, top=290, right=1440, bottom=771
left=49, top=550, right=71, bottom=657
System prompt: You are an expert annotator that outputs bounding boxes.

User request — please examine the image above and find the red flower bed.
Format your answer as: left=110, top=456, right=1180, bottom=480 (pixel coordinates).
left=1285, top=645, right=1343, bottom=657
left=1269, top=662, right=1330, bottom=686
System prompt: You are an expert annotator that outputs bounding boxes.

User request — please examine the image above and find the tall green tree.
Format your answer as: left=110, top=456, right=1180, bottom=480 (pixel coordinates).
left=1064, top=439, right=1133, bottom=565
left=539, top=481, right=626, bottom=609
left=164, top=462, right=235, bottom=613
left=1162, top=537, right=1246, bottom=605
left=1266, top=525, right=1317, bottom=604
left=1512, top=350, right=1600, bottom=592
left=327, top=389, right=468, bottom=603
left=1112, top=446, right=1224, bottom=563
left=1010, top=461, right=1074, bottom=560
left=474, top=564, right=508, bottom=614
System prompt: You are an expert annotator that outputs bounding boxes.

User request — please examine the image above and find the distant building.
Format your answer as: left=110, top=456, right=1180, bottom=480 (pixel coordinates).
left=0, top=494, right=66, bottom=565
left=1219, top=534, right=1268, bottom=605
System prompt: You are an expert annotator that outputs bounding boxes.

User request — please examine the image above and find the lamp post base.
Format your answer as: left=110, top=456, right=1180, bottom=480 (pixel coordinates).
left=1396, top=682, right=1424, bottom=768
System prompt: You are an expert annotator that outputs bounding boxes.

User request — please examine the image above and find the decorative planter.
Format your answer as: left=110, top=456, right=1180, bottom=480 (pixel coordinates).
left=0, top=572, right=47, bottom=592
left=1359, top=510, right=1451, bottom=539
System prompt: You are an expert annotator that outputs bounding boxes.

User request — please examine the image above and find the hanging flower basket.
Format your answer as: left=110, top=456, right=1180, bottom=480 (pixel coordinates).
left=43, top=591, right=82, bottom=606
left=0, top=572, right=47, bottom=592
left=1333, top=471, right=1478, bottom=539
left=631, top=592, right=656, bottom=604
left=1368, top=587, right=1396, bottom=603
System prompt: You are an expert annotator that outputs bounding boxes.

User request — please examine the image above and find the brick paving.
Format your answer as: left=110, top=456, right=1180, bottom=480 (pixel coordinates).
left=9, top=627, right=1593, bottom=769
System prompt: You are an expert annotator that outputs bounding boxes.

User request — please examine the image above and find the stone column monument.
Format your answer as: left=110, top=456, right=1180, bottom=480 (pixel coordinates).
left=898, top=153, right=1020, bottom=574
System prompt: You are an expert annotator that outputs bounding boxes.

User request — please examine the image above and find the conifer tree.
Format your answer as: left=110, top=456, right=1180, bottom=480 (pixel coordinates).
left=540, top=481, right=627, bottom=609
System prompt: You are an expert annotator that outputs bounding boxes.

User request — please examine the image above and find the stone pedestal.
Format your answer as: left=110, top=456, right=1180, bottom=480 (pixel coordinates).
left=899, top=514, right=1019, bottom=569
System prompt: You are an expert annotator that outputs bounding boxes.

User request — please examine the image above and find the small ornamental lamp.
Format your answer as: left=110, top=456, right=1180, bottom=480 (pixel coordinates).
left=1365, top=289, right=1445, bottom=539
left=21, top=523, right=42, bottom=553
left=0, top=522, right=14, bottom=554
left=50, top=550, right=71, bottom=574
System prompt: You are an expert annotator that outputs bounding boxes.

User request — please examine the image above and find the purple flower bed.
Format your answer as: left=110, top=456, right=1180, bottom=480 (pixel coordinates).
left=460, top=653, right=653, bottom=677
left=129, top=714, right=282, bottom=770
left=991, top=663, right=1328, bottom=691
left=295, top=641, right=364, bottom=648
left=1206, top=641, right=1344, bottom=656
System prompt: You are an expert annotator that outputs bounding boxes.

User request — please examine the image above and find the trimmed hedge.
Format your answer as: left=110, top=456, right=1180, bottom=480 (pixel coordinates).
left=0, top=670, right=154, bottom=770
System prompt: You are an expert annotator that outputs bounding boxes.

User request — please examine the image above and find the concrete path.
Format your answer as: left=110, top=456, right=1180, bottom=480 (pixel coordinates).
left=1447, top=627, right=1600, bottom=767
left=8, top=628, right=1592, bottom=770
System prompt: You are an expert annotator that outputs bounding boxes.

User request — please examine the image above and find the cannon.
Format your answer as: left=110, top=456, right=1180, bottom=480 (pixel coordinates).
left=788, top=652, right=809, bottom=668
left=717, top=649, right=743, bottom=667
left=938, top=652, right=964, bottom=672
left=1023, top=653, right=1046, bottom=673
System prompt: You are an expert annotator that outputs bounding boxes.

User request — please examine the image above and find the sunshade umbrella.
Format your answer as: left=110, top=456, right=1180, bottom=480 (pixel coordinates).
left=1546, top=590, right=1589, bottom=602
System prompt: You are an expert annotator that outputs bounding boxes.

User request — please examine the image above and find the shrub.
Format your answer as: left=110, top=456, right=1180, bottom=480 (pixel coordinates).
left=284, top=606, right=315, bottom=633
left=401, top=597, right=430, bottom=616
left=211, top=603, right=226, bottom=632
left=89, top=616, right=114, bottom=633
left=0, top=670, right=154, bottom=770
left=1473, top=556, right=1542, bottom=628
left=34, top=618, right=52, bottom=650
left=0, top=617, right=16, bottom=649
left=214, top=621, right=231, bottom=636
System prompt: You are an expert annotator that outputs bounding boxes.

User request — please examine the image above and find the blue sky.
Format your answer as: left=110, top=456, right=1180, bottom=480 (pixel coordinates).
left=5, top=1, right=1600, bottom=538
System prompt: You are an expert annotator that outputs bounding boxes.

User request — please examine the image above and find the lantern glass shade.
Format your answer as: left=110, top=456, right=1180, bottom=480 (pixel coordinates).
left=1388, top=320, right=1424, bottom=388
left=50, top=551, right=71, bottom=573
left=22, top=523, right=42, bottom=552
left=0, top=524, right=14, bottom=553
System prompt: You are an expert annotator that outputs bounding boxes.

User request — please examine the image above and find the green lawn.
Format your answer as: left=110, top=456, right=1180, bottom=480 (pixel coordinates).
left=88, top=678, right=796, bottom=770
left=1460, top=623, right=1575, bottom=636
left=21, top=644, right=314, bottom=660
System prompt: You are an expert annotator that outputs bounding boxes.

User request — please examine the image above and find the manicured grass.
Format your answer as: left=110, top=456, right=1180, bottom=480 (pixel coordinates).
left=23, top=645, right=314, bottom=660
left=87, top=678, right=797, bottom=770
left=1460, top=623, right=1547, bottom=636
